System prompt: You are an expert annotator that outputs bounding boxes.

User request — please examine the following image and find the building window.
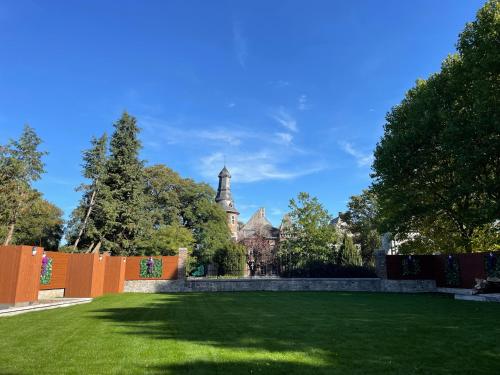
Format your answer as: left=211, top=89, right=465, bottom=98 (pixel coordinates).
left=231, top=215, right=235, bottom=225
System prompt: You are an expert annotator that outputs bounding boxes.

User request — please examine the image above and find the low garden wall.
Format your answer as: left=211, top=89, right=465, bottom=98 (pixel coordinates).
left=124, top=278, right=436, bottom=293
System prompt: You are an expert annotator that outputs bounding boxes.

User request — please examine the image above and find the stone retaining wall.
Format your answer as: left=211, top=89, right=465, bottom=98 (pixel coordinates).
left=38, top=288, right=65, bottom=299
left=124, top=278, right=436, bottom=293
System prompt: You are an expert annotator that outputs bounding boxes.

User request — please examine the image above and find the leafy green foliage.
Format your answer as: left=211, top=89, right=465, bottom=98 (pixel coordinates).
left=212, top=242, right=246, bottom=276
left=40, top=257, right=53, bottom=285
left=66, top=117, right=229, bottom=258
left=471, top=222, right=500, bottom=252
left=372, top=1, right=500, bottom=252
left=139, top=258, right=163, bottom=278
left=337, top=234, right=362, bottom=266
left=144, top=164, right=230, bottom=265
left=343, top=189, right=381, bottom=263
left=0, top=125, right=47, bottom=245
left=101, top=112, right=150, bottom=255
left=66, top=134, right=109, bottom=251
left=2, top=198, right=65, bottom=249
left=137, top=223, right=195, bottom=256
left=278, top=192, right=338, bottom=272
left=401, top=257, right=421, bottom=276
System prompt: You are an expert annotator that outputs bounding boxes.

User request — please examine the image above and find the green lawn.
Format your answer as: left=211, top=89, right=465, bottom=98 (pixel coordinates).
left=0, top=292, right=499, bottom=374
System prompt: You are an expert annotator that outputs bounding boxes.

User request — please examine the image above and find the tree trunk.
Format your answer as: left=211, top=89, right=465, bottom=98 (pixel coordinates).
left=73, top=189, right=97, bottom=251
left=3, top=223, right=15, bottom=246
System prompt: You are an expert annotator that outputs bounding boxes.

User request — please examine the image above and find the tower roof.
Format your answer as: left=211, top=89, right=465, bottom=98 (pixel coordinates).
left=218, top=166, right=231, bottom=178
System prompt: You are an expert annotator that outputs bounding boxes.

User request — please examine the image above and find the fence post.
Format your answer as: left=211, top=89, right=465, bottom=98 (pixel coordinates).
left=0, top=245, right=43, bottom=306
left=374, top=250, right=388, bottom=279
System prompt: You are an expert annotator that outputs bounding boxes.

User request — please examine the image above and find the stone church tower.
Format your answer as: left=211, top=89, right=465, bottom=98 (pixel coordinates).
left=215, top=166, right=239, bottom=240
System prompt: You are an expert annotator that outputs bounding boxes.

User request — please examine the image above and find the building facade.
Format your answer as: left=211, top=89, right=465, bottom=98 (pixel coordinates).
left=215, top=167, right=280, bottom=275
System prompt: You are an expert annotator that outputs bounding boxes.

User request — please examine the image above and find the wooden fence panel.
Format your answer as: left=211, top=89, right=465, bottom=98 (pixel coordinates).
left=103, top=256, right=127, bottom=294
left=39, top=251, right=69, bottom=290
left=125, top=256, right=178, bottom=280
left=65, top=253, right=105, bottom=298
left=0, top=245, right=43, bottom=305
left=458, top=253, right=488, bottom=288
left=386, top=255, right=435, bottom=280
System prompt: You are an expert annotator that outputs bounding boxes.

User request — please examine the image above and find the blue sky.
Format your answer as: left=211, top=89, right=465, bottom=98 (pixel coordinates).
left=0, top=0, right=485, bottom=225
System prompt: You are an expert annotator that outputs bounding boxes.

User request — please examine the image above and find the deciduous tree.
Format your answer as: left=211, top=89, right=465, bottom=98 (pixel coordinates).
left=0, top=125, right=46, bottom=245
left=372, top=1, right=500, bottom=252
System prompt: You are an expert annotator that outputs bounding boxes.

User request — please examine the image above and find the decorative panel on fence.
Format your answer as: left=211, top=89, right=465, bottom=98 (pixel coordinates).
left=0, top=246, right=43, bottom=305
left=386, top=251, right=500, bottom=289
left=39, top=251, right=69, bottom=290
left=125, top=256, right=178, bottom=280
left=386, top=255, right=436, bottom=280
left=457, top=253, right=489, bottom=288
left=103, top=256, right=127, bottom=294
left=65, top=253, right=106, bottom=298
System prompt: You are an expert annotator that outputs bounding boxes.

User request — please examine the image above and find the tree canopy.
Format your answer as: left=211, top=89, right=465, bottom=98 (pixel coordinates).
left=372, top=0, right=500, bottom=252
left=278, top=192, right=338, bottom=271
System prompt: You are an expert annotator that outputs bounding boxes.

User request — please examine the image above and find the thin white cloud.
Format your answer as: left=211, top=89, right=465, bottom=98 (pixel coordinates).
left=233, top=22, right=247, bottom=68
left=275, top=132, right=293, bottom=145
left=227, top=102, right=236, bottom=108
left=141, top=116, right=248, bottom=146
left=199, top=151, right=323, bottom=183
left=271, top=107, right=298, bottom=133
left=140, top=115, right=325, bottom=184
left=339, top=141, right=374, bottom=167
left=298, top=94, right=309, bottom=111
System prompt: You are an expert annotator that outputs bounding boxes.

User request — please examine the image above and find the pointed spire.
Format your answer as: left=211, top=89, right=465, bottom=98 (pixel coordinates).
left=218, top=166, right=231, bottom=178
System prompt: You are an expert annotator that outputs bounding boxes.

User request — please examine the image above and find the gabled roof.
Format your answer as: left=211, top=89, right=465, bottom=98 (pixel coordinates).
left=239, top=208, right=279, bottom=239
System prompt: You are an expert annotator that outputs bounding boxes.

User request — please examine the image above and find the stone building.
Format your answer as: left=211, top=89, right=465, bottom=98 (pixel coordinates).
left=215, top=166, right=280, bottom=275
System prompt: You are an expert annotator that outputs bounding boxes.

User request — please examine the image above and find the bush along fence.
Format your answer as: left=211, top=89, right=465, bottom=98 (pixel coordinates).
left=0, top=245, right=186, bottom=306
left=384, top=251, right=500, bottom=288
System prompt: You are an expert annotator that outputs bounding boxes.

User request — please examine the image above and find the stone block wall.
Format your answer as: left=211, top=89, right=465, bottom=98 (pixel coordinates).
left=124, top=277, right=437, bottom=294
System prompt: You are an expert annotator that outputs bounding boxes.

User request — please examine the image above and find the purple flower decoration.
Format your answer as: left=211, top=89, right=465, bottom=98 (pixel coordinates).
left=147, top=257, right=154, bottom=275
left=40, top=253, right=53, bottom=285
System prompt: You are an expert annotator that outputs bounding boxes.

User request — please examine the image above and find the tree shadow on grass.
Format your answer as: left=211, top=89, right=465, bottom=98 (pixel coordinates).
left=89, top=292, right=500, bottom=375
left=145, top=359, right=330, bottom=375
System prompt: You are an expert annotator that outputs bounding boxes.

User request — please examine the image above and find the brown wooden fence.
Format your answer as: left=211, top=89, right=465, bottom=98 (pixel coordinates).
left=104, top=256, right=127, bottom=294
left=0, top=246, right=43, bottom=305
left=0, top=246, right=183, bottom=305
left=386, top=251, right=500, bottom=288
left=39, top=251, right=69, bottom=290
left=125, top=256, right=178, bottom=280
left=64, top=253, right=106, bottom=298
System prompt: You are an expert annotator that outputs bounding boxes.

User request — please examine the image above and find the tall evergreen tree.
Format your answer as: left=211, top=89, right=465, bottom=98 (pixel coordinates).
left=0, top=125, right=46, bottom=245
left=103, top=112, right=149, bottom=255
left=70, top=134, right=108, bottom=250
left=337, top=233, right=363, bottom=266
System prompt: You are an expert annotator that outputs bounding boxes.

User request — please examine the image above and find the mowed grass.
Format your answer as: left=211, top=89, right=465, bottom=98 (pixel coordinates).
left=0, top=292, right=499, bottom=374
